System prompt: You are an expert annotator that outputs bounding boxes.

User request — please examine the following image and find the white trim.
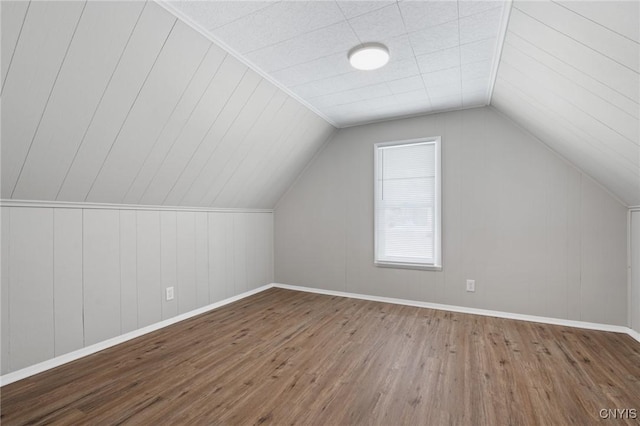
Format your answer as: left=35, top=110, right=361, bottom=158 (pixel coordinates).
left=272, top=283, right=640, bottom=343
left=154, top=0, right=338, bottom=129
left=3, top=282, right=638, bottom=386
left=0, top=284, right=275, bottom=387
left=487, top=0, right=513, bottom=103
left=630, top=206, right=640, bottom=211
left=0, top=199, right=273, bottom=214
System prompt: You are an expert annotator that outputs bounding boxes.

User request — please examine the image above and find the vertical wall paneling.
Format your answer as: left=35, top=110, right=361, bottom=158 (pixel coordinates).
left=1, top=206, right=273, bottom=374
left=8, top=208, right=54, bottom=371
left=1, top=1, right=85, bottom=198
left=83, top=210, right=120, bottom=346
left=12, top=1, right=146, bottom=201
left=208, top=213, right=229, bottom=302
left=194, top=212, right=209, bottom=307
left=176, top=212, right=197, bottom=314
left=136, top=210, right=162, bottom=327
left=56, top=3, right=177, bottom=201
left=233, top=213, right=248, bottom=293
left=120, top=210, right=138, bottom=333
left=262, top=212, right=275, bottom=286
left=1, top=1, right=30, bottom=90
left=53, top=209, right=83, bottom=356
left=1, top=208, right=10, bottom=374
left=161, top=211, right=178, bottom=319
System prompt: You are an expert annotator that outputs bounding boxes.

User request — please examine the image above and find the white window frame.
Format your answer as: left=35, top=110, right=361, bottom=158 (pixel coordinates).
left=374, top=137, right=442, bottom=271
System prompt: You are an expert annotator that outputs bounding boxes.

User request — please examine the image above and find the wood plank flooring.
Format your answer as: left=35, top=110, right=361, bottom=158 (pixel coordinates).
left=1, top=288, right=639, bottom=425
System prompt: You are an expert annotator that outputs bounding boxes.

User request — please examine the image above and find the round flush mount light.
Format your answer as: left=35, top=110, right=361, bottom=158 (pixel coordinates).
left=348, top=43, right=390, bottom=71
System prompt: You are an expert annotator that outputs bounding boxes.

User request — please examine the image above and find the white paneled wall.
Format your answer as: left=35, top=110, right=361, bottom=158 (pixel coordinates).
left=0, top=205, right=273, bottom=374
left=1, top=1, right=335, bottom=208
left=275, top=107, right=629, bottom=326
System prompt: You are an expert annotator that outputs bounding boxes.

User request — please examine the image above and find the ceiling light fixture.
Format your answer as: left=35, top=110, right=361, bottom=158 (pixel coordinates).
left=348, top=43, right=389, bottom=71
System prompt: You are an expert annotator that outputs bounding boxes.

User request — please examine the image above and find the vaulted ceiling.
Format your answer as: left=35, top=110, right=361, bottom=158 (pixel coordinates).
left=168, top=0, right=510, bottom=127
left=1, top=0, right=638, bottom=207
left=1, top=1, right=334, bottom=208
left=492, top=0, right=639, bottom=207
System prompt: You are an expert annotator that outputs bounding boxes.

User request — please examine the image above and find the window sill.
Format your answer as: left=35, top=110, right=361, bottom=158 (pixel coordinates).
left=374, top=261, right=442, bottom=271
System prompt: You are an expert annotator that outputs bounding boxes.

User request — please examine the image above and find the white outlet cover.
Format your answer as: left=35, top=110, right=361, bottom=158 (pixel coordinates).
left=166, top=286, right=174, bottom=301
left=466, top=280, right=475, bottom=292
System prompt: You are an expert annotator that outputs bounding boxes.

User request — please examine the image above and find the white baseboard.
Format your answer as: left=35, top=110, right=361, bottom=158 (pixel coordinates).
left=3, top=282, right=638, bottom=386
left=0, top=284, right=275, bottom=387
left=272, top=283, right=640, bottom=343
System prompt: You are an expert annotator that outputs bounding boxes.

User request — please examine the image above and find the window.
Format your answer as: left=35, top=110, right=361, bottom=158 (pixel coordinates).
left=374, top=137, right=441, bottom=270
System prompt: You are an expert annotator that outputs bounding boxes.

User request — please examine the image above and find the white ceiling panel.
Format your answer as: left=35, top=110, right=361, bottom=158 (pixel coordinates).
left=459, top=6, right=502, bottom=43
left=416, top=47, right=460, bottom=74
left=213, top=1, right=344, bottom=54
left=167, top=0, right=509, bottom=127
left=493, top=0, right=640, bottom=206
left=397, top=1, right=459, bottom=32
left=460, top=37, right=497, bottom=64
left=335, top=1, right=394, bottom=20
left=348, top=4, right=406, bottom=41
left=175, top=0, right=276, bottom=30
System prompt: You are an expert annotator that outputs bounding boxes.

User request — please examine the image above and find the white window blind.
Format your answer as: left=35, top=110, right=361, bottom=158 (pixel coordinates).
left=375, top=138, right=441, bottom=269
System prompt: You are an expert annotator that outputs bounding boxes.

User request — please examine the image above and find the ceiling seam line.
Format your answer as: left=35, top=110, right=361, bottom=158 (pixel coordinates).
left=494, top=80, right=640, bottom=176
left=1, top=0, right=31, bottom=96
left=212, top=95, right=289, bottom=207
left=56, top=1, right=148, bottom=201
left=174, top=71, right=260, bottom=206
left=136, top=52, right=229, bottom=206
left=513, top=6, right=639, bottom=74
left=10, top=0, right=88, bottom=199
left=121, top=42, right=215, bottom=205
left=506, top=31, right=639, bottom=107
left=502, top=39, right=640, bottom=122
left=83, top=18, right=178, bottom=203
left=500, top=59, right=640, bottom=146
left=549, top=0, right=640, bottom=45
left=161, top=66, right=249, bottom=206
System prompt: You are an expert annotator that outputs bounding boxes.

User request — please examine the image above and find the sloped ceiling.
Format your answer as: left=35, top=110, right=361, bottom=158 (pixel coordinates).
left=2, top=0, right=638, bottom=209
left=0, top=1, right=335, bottom=208
left=491, top=0, right=639, bottom=206
left=167, top=0, right=510, bottom=127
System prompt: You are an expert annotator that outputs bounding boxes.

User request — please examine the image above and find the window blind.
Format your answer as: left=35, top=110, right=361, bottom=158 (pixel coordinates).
left=375, top=140, right=439, bottom=266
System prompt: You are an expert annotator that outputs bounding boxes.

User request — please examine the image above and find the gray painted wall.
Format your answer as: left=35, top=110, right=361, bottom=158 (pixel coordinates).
left=275, top=107, right=628, bottom=326
left=0, top=206, right=273, bottom=374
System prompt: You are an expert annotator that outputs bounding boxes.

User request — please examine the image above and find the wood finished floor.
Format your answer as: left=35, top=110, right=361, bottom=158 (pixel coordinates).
left=1, top=288, right=639, bottom=425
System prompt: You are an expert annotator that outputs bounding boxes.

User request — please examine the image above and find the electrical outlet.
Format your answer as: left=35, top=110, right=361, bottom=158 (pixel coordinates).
left=466, top=279, right=475, bottom=292
left=166, top=286, right=174, bottom=301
